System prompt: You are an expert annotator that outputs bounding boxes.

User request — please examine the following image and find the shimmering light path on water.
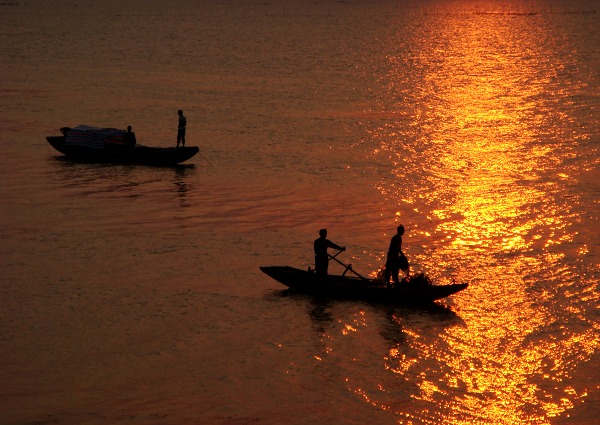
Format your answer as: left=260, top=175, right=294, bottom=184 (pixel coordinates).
left=0, top=1, right=598, bottom=424
left=355, top=4, right=599, bottom=423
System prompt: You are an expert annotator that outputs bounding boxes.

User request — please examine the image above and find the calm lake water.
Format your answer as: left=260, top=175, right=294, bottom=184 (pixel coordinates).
left=1, top=0, right=599, bottom=424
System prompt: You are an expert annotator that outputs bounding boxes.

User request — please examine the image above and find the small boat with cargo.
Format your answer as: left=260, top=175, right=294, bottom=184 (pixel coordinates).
left=46, top=125, right=199, bottom=166
left=260, top=254, right=468, bottom=305
left=260, top=266, right=467, bottom=304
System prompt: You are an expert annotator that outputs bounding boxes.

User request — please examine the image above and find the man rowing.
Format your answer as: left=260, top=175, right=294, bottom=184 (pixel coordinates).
left=314, top=229, right=345, bottom=275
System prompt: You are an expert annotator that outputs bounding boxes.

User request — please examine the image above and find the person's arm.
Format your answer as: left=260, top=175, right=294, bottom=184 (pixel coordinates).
left=328, top=240, right=345, bottom=251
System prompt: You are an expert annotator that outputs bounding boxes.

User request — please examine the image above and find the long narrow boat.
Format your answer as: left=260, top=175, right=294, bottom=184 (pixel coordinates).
left=47, top=125, right=199, bottom=166
left=260, top=266, right=468, bottom=304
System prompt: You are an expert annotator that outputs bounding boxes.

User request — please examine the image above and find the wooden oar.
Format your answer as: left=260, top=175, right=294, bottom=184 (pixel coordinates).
left=329, top=249, right=344, bottom=261
left=328, top=251, right=369, bottom=281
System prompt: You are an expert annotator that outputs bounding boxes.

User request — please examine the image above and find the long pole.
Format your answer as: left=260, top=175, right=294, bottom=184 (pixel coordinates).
left=328, top=251, right=369, bottom=281
left=199, top=152, right=214, bottom=166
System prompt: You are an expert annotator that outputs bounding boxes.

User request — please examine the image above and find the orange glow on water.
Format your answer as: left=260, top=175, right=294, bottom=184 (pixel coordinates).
left=349, top=4, right=600, bottom=424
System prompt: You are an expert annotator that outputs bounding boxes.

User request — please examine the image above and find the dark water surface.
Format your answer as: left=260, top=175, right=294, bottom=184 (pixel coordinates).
left=1, top=1, right=599, bottom=424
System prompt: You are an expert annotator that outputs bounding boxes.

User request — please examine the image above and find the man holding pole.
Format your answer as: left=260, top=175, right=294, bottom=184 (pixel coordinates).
left=384, top=224, right=410, bottom=286
left=314, top=229, right=345, bottom=275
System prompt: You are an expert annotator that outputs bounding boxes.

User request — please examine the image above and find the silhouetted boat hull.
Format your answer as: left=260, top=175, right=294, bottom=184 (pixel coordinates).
left=260, top=266, right=468, bottom=304
left=46, top=134, right=199, bottom=166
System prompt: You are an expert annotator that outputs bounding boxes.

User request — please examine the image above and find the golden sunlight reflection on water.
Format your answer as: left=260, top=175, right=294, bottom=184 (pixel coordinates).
left=353, top=6, right=600, bottom=424
left=1, top=1, right=597, bottom=423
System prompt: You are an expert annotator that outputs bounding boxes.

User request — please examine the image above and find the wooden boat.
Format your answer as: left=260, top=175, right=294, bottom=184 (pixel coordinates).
left=46, top=125, right=199, bottom=166
left=260, top=266, right=468, bottom=304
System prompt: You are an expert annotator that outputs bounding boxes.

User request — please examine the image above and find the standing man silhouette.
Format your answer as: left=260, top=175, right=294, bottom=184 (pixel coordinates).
left=314, top=229, right=345, bottom=275
left=385, top=225, right=410, bottom=285
left=176, top=109, right=187, bottom=147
